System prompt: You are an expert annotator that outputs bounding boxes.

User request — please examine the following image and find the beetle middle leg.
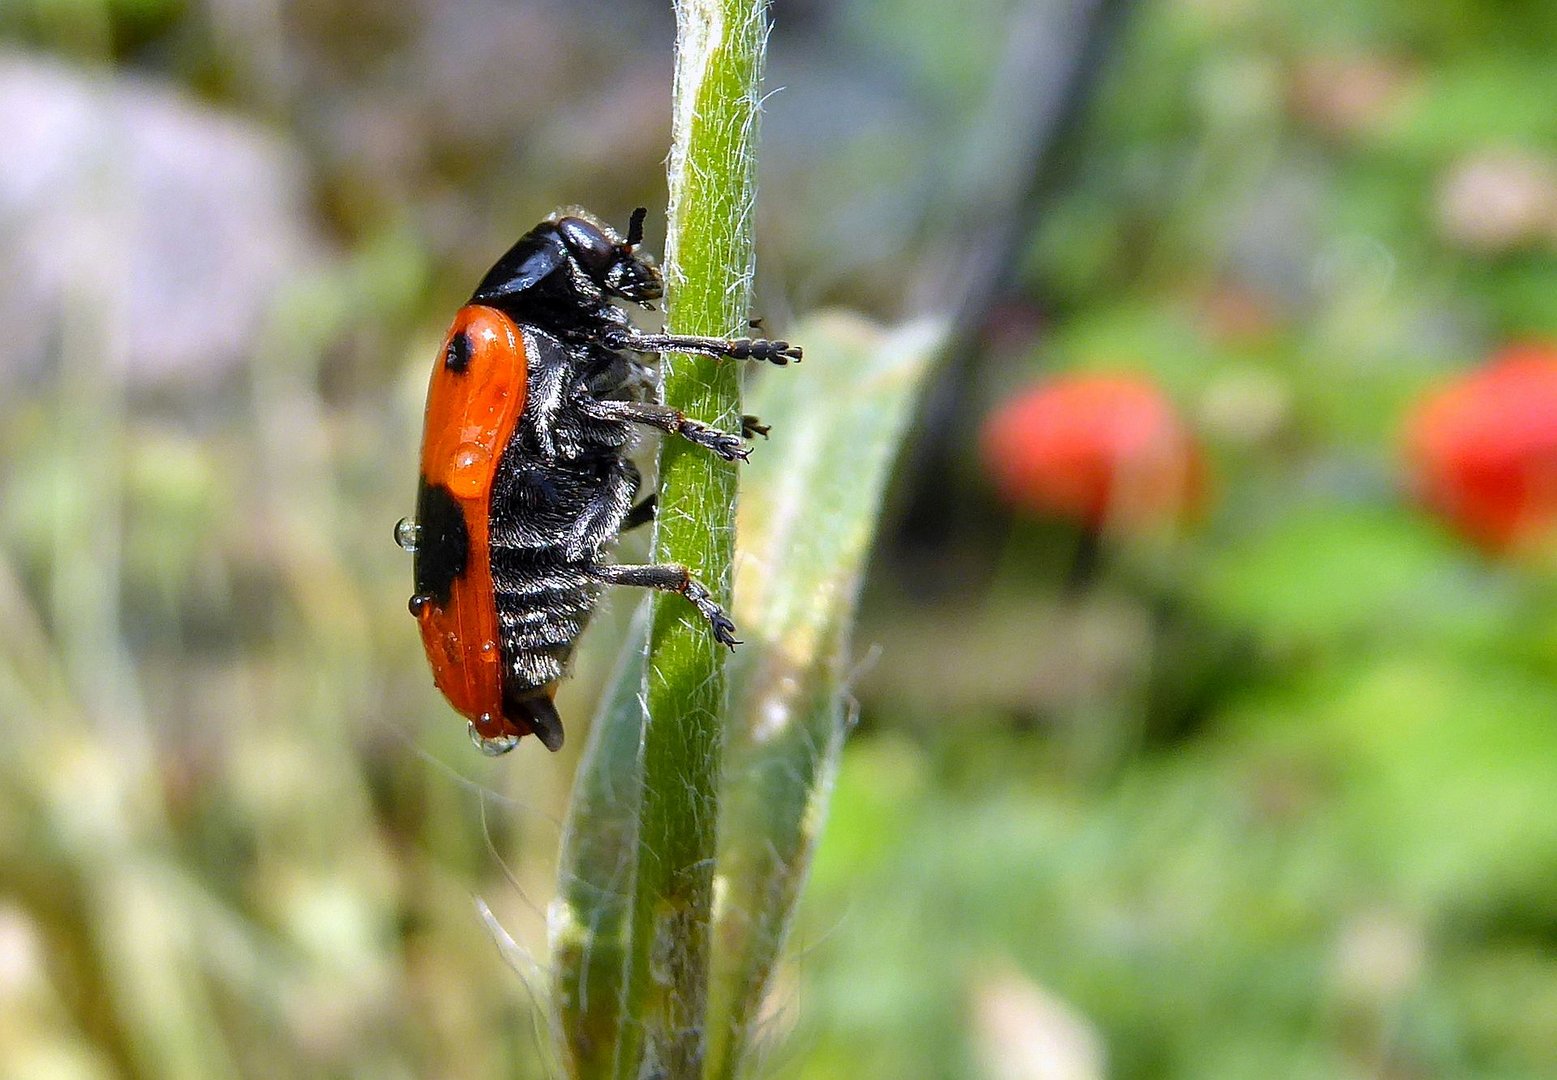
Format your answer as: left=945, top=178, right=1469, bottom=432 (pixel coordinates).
left=588, top=563, right=739, bottom=648
left=580, top=398, right=754, bottom=462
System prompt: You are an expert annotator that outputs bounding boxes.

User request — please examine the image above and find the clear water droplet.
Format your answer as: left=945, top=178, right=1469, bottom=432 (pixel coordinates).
left=469, top=719, right=519, bottom=756
left=447, top=441, right=491, bottom=499
left=394, top=517, right=421, bottom=552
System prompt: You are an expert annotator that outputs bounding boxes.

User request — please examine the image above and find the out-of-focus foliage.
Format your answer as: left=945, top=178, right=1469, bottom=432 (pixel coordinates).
left=1, top=0, right=1555, bottom=1077
left=835, top=0, right=1557, bottom=1076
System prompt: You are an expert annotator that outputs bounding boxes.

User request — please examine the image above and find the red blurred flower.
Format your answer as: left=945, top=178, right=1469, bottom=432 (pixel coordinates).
left=1406, top=343, right=1557, bottom=553
left=981, top=374, right=1206, bottom=531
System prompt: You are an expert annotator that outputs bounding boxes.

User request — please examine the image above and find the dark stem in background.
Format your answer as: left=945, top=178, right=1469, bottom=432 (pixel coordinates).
left=894, top=0, right=1136, bottom=566
left=1063, top=526, right=1104, bottom=599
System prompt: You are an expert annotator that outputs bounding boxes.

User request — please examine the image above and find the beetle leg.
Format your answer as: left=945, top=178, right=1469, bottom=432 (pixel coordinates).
left=588, top=563, right=740, bottom=648
left=556, top=458, right=639, bottom=559
left=741, top=414, right=770, bottom=440
left=579, top=398, right=750, bottom=462
left=623, top=357, right=658, bottom=395
left=600, top=328, right=802, bottom=365
left=622, top=494, right=657, bottom=532
left=526, top=354, right=572, bottom=459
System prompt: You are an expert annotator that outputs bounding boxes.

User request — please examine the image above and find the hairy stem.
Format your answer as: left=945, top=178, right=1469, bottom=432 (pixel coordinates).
left=618, top=1, right=768, bottom=1075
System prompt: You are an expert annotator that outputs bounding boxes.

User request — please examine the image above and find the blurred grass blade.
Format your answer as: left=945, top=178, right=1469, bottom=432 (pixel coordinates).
left=708, top=312, right=947, bottom=1078
left=550, top=606, right=650, bottom=1080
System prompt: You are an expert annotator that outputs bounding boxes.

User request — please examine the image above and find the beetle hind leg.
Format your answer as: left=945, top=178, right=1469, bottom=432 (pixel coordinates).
left=588, top=562, right=740, bottom=648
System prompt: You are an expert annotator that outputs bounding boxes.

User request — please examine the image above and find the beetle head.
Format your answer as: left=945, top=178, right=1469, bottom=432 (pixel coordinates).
left=555, top=207, right=663, bottom=305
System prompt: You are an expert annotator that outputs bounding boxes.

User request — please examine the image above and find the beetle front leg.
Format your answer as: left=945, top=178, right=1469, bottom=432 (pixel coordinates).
left=600, top=328, right=802, bottom=365
left=588, top=563, right=739, bottom=647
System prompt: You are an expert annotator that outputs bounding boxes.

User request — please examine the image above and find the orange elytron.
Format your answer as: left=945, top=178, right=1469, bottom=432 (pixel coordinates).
left=409, top=305, right=536, bottom=747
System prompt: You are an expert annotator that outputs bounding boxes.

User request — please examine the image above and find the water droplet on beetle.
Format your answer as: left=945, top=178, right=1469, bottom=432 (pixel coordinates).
left=447, top=442, right=491, bottom=499
left=469, top=719, right=520, bottom=756
left=394, top=517, right=421, bottom=552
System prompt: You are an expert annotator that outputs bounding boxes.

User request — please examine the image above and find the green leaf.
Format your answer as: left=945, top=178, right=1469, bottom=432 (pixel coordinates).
left=707, top=312, right=948, bottom=1079
left=550, top=606, right=649, bottom=1080
left=553, top=314, right=945, bottom=1079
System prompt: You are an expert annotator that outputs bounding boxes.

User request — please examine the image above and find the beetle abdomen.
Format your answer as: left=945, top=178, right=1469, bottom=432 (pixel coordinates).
left=488, top=348, right=639, bottom=701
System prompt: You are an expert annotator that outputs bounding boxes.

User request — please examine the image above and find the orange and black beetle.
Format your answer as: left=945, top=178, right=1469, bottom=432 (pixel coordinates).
left=398, top=207, right=799, bottom=755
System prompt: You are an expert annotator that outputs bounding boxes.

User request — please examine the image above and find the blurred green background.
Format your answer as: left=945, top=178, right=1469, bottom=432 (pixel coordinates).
left=2, top=0, right=1555, bottom=1077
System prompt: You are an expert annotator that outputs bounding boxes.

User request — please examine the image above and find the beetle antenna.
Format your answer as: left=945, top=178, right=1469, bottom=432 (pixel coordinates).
left=625, top=207, right=647, bottom=249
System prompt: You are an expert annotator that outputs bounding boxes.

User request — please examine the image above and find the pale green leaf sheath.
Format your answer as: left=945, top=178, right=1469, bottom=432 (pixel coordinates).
left=552, top=608, right=650, bottom=1079
left=709, top=315, right=946, bottom=1078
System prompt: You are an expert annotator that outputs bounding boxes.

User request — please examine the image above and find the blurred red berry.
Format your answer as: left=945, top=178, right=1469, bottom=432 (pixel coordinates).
left=981, top=374, right=1206, bottom=531
left=1406, top=343, right=1557, bottom=553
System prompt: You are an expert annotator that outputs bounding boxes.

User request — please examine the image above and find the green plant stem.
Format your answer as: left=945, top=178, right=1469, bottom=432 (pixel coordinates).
left=619, top=1, right=768, bottom=1075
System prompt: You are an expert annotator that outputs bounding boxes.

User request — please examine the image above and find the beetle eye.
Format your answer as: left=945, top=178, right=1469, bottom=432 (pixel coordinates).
left=557, top=216, right=616, bottom=275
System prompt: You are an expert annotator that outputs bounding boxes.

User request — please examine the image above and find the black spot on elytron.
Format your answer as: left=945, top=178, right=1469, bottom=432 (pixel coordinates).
left=444, top=331, right=472, bottom=374
left=412, top=479, right=468, bottom=606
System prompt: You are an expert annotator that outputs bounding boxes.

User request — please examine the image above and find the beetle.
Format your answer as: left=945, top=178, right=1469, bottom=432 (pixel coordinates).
left=398, top=207, right=799, bottom=755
